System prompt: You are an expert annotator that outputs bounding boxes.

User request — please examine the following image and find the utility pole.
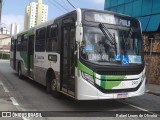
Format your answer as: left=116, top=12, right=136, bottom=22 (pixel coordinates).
left=147, top=35, right=154, bottom=92
left=0, top=0, right=2, bottom=24
left=147, top=38, right=153, bottom=86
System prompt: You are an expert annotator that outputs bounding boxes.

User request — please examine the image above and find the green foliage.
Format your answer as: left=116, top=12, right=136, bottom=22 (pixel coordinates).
left=0, top=53, right=10, bottom=59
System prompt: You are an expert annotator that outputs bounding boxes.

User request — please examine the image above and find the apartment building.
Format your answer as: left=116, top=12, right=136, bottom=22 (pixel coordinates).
left=24, top=0, right=48, bottom=30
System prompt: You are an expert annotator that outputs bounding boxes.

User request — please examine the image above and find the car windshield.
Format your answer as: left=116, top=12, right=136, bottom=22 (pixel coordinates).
left=80, top=26, right=142, bottom=65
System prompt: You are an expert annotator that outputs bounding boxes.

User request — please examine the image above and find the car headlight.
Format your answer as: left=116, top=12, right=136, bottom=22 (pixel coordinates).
left=81, top=71, right=94, bottom=84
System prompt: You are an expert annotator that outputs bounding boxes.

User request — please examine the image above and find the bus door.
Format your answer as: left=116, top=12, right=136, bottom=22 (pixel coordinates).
left=27, top=35, right=34, bottom=77
left=61, top=26, right=76, bottom=95
left=13, top=39, right=17, bottom=70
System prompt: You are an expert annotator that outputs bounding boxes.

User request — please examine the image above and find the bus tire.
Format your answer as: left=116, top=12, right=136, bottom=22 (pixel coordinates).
left=18, top=63, right=23, bottom=79
left=46, top=71, right=61, bottom=98
left=51, top=78, right=61, bottom=98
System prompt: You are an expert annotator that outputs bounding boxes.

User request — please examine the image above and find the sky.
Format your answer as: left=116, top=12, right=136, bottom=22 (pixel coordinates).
left=1, top=0, right=105, bottom=32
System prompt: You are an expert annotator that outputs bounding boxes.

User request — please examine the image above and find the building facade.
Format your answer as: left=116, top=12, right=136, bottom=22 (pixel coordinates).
left=104, top=0, right=160, bottom=84
left=24, top=0, right=48, bottom=30
left=104, top=0, right=160, bottom=32
left=0, top=34, right=11, bottom=52
left=0, top=27, right=10, bottom=35
left=10, top=23, right=19, bottom=35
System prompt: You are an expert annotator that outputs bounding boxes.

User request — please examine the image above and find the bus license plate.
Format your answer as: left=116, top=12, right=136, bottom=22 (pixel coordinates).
left=117, top=93, right=128, bottom=99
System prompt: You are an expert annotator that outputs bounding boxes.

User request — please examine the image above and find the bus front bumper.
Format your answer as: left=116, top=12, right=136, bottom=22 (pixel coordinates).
left=76, top=77, right=146, bottom=100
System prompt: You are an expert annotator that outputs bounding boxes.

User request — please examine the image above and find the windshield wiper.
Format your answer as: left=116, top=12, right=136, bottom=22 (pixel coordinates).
left=125, top=27, right=133, bottom=45
left=98, top=23, right=117, bottom=55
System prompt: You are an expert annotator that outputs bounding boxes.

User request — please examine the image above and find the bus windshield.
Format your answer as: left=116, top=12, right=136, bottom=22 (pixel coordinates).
left=80, top=26, right=142, bottom=65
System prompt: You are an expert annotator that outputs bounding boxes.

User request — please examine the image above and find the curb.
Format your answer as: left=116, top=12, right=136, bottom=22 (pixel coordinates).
left=148, top=91, right=160, bottom=96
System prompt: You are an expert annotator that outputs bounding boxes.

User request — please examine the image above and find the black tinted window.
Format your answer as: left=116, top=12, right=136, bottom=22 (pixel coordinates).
left=35, top=27, right=46, bottom=52
left=46, top=24, right=58, bottom=52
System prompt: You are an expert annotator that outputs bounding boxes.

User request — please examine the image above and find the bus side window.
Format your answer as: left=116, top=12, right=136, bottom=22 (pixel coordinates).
left=46, top=24, right=58, bottom=52
left=29, top=35, right=34, bottom=55
left=35, top=27, right=46, bottom=52
left=21, top=34, right=28, bottom=51
left=17, top=36, right=21, bottom=51
left=11, top=38, right=14, bottom=51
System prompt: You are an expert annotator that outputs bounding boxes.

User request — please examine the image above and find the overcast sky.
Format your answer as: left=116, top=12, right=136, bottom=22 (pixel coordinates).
left=1, top=0, right=105, bottom=32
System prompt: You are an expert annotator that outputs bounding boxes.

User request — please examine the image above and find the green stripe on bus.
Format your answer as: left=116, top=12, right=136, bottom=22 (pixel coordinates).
left=77, top=60, right=125, bottom=89
left=20, top=51, right=27, bottom=68
left=100, top=75, right=125, bottom=80
left=78, top=60, right=93, bottom=76
left=100, top=75, right=125, bottom=89
left=100, top=80, right=121, bottom=89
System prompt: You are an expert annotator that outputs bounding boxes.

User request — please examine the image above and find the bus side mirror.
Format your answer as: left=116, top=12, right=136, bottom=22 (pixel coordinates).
left=74, top=42, right=79, bottom=67
left=76, top=25, right=83, bottom=42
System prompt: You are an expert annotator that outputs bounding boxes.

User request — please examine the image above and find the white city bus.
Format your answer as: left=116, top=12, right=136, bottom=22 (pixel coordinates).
left=10, top=8, right=145, bottom=100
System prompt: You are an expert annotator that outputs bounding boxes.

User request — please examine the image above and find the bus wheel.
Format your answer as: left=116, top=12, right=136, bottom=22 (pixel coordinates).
left=18, top=64, right=23, bottom=79
left=51, top=78, right=61, bottom=98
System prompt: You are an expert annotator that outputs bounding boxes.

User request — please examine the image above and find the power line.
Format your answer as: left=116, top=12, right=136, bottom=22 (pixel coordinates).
left=62, top=0, right=70, bottom=11
left=52, top=0, right=69, bottom=12
left=66, top=0, right=76, bottom=9
left=47, top=0, right=66, bottom=13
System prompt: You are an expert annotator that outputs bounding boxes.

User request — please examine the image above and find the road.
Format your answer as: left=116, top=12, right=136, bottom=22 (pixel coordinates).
left=0, top=60, right=160, bottom=120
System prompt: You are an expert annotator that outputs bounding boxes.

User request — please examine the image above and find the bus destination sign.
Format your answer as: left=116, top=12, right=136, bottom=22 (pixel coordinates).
left=85, top=12, right=136, bottom=27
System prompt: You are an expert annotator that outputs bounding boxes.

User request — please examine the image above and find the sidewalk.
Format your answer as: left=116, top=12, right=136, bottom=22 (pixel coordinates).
left=147, top=83, right=160, bottom=96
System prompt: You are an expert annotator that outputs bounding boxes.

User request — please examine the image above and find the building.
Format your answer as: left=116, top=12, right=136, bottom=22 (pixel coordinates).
left=104, top=0, right=160, bottom=32
left=10, top=23, right=19, bottom=35
left=104, top=0, right=160, bottom=84
left=24, top=0, right=48, bottom=30
left=0, top=34, right=11, bottom=52
left=0, top=27, right=10, bottom=35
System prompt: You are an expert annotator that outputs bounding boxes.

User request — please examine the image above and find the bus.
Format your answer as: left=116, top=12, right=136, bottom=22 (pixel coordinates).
left=10, top=8, right=145, bottom=100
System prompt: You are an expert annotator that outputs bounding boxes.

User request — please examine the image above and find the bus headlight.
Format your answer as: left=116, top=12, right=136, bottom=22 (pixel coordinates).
left=141, top=73, right=145, bottom=82
left=81, top=71, right=94, bottom=84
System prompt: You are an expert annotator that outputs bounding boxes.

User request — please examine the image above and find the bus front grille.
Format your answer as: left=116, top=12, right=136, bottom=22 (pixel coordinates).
left=95, top=81, right=142, bottom=93
left=96, top=71, right=141, bottom=75
left=95, top=68, right=143, bottom=75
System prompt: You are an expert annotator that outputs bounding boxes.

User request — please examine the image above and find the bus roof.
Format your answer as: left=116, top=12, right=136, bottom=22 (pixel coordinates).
left=14, top=27, right=35, bottom=37
left=34, top=19, right=55, bottom=30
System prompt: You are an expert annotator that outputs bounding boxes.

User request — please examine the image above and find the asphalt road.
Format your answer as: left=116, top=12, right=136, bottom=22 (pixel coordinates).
left=0, top=60, right=160, bottom=120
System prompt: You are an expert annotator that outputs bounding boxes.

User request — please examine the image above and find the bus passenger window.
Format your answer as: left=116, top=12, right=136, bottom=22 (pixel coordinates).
left=46, top=24, right=58, bottom=52
left=11, top=39, right=14, bottom=51
left=17, top=36, right=21, bottom=51
left=35, top=28, right=46, bottom=52
left=21, top=34, right=28, bottom=51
